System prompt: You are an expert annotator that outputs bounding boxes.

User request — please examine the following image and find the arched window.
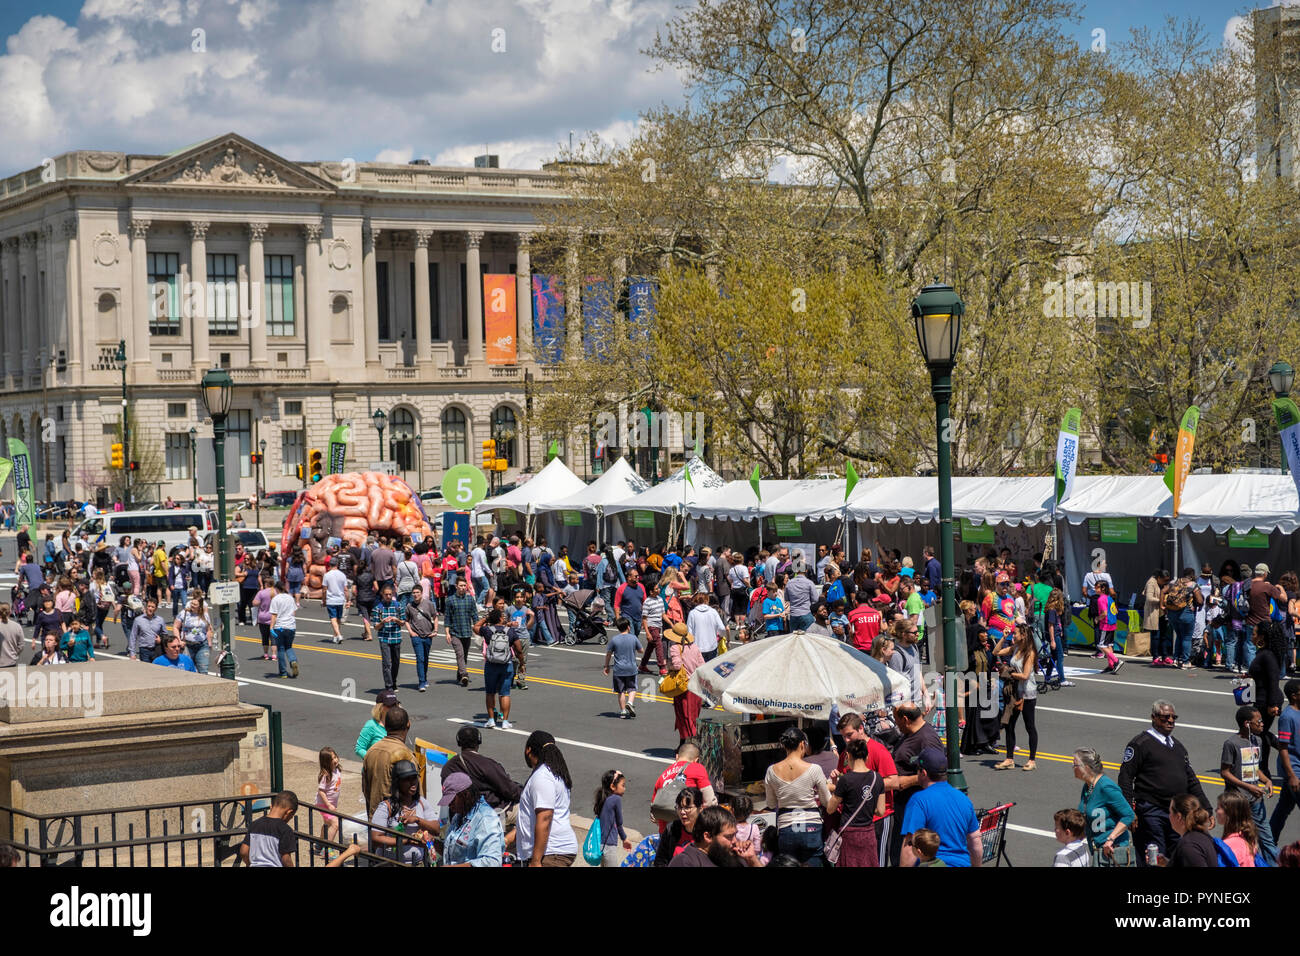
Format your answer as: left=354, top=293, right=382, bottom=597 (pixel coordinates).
left=491, top=406, right=517, bottom=467
left=441, top=407, right=468, bottom=469
left=390, top=407, right=416, bottom=474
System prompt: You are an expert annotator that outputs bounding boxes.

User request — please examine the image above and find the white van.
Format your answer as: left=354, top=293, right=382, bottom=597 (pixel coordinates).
left=74, top=509, right=219, bottom=551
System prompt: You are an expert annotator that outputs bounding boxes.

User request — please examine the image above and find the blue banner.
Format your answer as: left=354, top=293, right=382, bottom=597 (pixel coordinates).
left=628, top=277, right=657, bottom=343
left=582, top=277, right=614, bottom=358
left=531, top=274, right=564, bottom=365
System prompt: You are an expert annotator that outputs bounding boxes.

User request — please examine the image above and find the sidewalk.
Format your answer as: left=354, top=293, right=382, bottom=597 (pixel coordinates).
left=280, top=742, right=644, bottom=866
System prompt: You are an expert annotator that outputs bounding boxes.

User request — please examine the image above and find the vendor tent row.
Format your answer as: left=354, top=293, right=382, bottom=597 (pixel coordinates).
left=482, top=457, right=1300, bottom=533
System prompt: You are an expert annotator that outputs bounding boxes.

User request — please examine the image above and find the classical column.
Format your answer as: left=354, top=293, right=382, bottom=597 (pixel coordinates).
left=39, top=224, right=55, bottom=379
left=565, top=230, right=581, bottom=361
left=188, top=220, right=210, bottom=368
left=303, top=224, right=326, bottom=373
left=22, top=231, right=40, bottom=379
left=247, top=221, right=268, bottom=366
left=414, top=229, right=433, bottom=367
left=129, top=219, right=151, bottom=374
left=62, top=219, right=81, bottom=379
left=0, top=237, right=18, bottom=387
left=441, top=232, right=462, bottom=355
left=465, top=230, right=484, bottom=362
left=362, top=226, right=381, bottom=369
left=516, top=232, right=533, bottom=359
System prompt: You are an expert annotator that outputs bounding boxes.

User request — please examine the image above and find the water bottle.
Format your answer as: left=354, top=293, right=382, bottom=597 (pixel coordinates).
left=1146, top=843, right=1159, bottom=866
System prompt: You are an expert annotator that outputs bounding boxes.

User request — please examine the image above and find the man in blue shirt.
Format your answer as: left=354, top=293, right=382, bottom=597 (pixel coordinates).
left=1270, top=680, right=1300, bottom=843
left=154, top=635, right=199, bottom=672
left=924, top=546, right=942, bottom=595
left=901, top=747, right=982, bottom=867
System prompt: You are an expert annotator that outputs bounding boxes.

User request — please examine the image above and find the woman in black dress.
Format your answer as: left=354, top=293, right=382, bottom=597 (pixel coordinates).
left=960, top=602, right=999, bottom=755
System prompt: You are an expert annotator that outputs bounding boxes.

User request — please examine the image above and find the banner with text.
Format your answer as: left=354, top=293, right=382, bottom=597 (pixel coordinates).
left=532, top=275, right=565, bottom=365
left=1164, top=405, right=1200, bottom=517
left=582, top=277, right=614, bottom=358
left=1273, top=398, right=1300, bottom=504
left=483, top=274, right=518, bottom=365
left=627, top=278, right=657, bottom=343
left=6, top=439, right=33, bottom=529
left=328, top=423, right=350, bottom=474
left=1054, top=407, right=1082, bottom=507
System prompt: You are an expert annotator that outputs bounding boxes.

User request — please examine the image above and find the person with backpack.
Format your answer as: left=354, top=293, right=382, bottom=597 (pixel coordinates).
left=1094, top=581, right=1124, bottom=674
left=476, top=607, right=524, bottom=730
left=1164, top=569, right=1203, bottom=669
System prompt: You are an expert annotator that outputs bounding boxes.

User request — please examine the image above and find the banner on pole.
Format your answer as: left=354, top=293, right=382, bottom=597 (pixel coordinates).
left=531, top=275, right=565, bottom=365
left=1054, top=407, right=1082, bottom=505
left=7, top=439, right=34, bottom=529
left=1274, top=398, right=1300, bottom=501
left=483, top=274, right=518, bottom=365
left=0, top=457, right=11, bottom=497
left=749, top=465, right=761, bottom=503
left=845, top=460, right=859, bottom=502
left=1164, top=405, right=1200, bottom=516
left=328, top=423, right=350, bottom=474
left=582, top=277, right=614, bottom=358
left=627, top=278, right=657, bottom=343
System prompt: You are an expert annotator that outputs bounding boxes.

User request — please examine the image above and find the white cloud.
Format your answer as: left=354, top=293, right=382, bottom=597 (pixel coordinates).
left=0, top=0, right=684, bottom=173
left=1224, top=14, right=1246, bottom=52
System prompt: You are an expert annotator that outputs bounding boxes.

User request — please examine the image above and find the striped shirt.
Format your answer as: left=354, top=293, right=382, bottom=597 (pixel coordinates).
left=1053, top=839, right=1091, bottom=867
left=371, top=598, right=407, bottom=644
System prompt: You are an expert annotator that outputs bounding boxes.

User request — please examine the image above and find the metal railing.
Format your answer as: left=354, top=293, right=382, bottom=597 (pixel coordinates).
left=0, top=794, right=424, bottom=868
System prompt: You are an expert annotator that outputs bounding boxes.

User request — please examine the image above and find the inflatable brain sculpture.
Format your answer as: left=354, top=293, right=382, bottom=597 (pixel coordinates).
left=281, top=472, right=434, bottom=597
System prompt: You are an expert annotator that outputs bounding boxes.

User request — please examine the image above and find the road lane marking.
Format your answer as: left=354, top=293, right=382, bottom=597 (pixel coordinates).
left=1035, top=704, right=1227, bottom=734
left=445, top=717, right=666, bottom=763
left=989, top=746, right=1225, bottom=788
left=1066, top=674, right=1237, bottom=697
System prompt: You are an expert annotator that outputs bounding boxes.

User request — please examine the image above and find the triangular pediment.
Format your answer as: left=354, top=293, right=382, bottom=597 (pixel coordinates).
left=124, top=133, right=337, bottom=193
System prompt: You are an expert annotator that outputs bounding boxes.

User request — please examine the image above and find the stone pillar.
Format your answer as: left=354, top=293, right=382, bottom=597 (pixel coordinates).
left=362, top=226, right=381, bottom=370
left=247, top=222, right=268, bottom=366
left=129, top=219, right=151, bottom=374
left=516, top=232, right=533, bottom=359
left=39, top=225, right=55, bottom=382
left=303, top=224, right=326, bottom=374
left=23, top=231, right=41, bottom=379
left=188, top=220, right=210, bottom=369
left=293, top=256, right=305, bottom=358
left=441, top=232, right=462, bottom=356
left=565, top=230, right=581, bottom=361
left=62, top=219, right=82, bottom=381
left=1, top=237, right=18, bottom=387
left=465, top=230, right=484, bottom=362
left=414, top=229, right=433, bottom=367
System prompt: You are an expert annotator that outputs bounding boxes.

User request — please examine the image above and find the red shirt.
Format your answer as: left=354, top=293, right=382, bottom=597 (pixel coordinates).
left=652, top=760, right=711, bottom=833
left=835, top=736, right=898, bottom=817
left=846, top=604, right=882, bottom=651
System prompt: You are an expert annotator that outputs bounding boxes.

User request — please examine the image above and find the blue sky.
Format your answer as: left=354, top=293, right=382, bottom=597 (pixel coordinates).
left=0, top=1, right=1269, bottom=175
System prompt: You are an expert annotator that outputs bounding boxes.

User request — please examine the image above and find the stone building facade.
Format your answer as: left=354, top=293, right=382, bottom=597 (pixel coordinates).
left=0, top=132, right=576, bottom=502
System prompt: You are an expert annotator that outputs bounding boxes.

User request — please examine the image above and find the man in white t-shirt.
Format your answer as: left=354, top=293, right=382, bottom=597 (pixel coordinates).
left=322, top=563, right=350, bottom=644
left=471, top=539, right=491, bottom=604
left=517, top=731, right=578, bottom=867
left=686, top=593, right=728, bottom=662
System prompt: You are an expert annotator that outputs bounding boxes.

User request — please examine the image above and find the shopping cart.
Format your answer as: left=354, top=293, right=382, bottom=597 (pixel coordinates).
left=975, top=801, right=1015, bottom=867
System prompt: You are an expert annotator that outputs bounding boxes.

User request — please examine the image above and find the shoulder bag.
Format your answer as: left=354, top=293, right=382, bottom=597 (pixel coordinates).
left=823, top=772, right=875, bottom=866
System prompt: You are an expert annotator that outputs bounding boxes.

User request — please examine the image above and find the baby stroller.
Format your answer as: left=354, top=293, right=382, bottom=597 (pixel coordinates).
left=10, top=585, right=34, bottom=626
left=561, top=589, right=608, bottom=645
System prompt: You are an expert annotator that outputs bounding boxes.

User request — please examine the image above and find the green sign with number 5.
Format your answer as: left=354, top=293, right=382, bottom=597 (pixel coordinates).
left=441, top=464, right=488, bottom=509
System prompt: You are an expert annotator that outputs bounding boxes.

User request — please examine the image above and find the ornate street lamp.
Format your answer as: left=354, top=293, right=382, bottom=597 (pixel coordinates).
left=911, top=282, right=967, bottom=792
left=372, top=408, right=388, bottom=463
left=1270, top=361, right=1294, bottom=474
left=415, top=433, right=423, bottom=489
left=189, top=426, right=197, bottom=503
left=199, top=367, right=235, bottom=681
left=115, top=340, right=130, bottom=507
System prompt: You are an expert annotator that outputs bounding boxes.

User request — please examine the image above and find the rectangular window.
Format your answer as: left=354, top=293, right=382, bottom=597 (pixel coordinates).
left=283, top=400, right=302, bottom=416
left=280, top=429, right=304, bottom=477
left=228, top=409, right=252, bottom=479
left=265, top=255, right=295, bottom=336
left=207, top=253, right=239, bottom=335
left=377, top=261, right=391, bottom=340
left=147, top=252, right=182, bottom=335
left=167, top=402, right=187, bottom=418
left=165, top=432, right=191, bottom=480
left=57, top=436, right=67, bottom=485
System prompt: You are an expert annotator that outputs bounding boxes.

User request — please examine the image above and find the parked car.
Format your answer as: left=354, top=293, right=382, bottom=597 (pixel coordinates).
left=263, top=491, right=299, bottom=507
left=204, top=528, right=271, bottom=558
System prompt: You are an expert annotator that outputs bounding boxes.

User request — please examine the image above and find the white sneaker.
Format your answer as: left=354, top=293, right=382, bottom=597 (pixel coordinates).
left=481, top=718, right=497, bottom=729
left=333, top=635, right=342, bottom=644
left=498, top=719, right=513, bottom=730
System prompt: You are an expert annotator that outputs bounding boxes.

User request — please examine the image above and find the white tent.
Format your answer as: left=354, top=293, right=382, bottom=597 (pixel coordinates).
left=1057, top=475, right=1170, bottom=524
left=547, top=457, right=649, bottom=513
left=479, top=457, right=586, bottom=514
left=686, top=479, right=811, bottom=521
left=1174, top=473, right=1300, bottom=534
left=602, top=456, right=727, bottom=515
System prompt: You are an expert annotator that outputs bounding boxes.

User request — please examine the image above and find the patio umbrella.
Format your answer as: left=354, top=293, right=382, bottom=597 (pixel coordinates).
left=687, top=630, right=911, bottom=720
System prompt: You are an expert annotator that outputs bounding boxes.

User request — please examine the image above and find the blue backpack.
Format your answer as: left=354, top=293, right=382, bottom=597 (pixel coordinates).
left=1213, top=837, right=1273, bottom=868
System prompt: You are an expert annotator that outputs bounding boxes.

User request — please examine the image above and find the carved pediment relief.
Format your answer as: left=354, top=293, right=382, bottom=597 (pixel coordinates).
left=124, top=134, right=336, bottom=193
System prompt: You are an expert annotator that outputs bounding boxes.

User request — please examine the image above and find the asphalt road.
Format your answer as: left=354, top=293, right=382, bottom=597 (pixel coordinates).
left=5, top=530, right=1299, bottom=865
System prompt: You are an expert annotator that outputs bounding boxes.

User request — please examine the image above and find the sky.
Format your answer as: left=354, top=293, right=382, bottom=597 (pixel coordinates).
left=0, top=0, right=1272, bottom=176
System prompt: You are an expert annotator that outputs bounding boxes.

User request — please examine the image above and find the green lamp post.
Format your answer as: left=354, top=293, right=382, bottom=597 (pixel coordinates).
left=912, top=282, right=967, bottom=793
left=1269, top=360, right=1294, bottom=474
left=200, top=367, right=236, bottom=681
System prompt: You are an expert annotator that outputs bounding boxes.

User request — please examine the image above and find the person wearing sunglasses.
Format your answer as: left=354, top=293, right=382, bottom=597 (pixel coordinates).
left=1117, top=698, right=1210, bottom=866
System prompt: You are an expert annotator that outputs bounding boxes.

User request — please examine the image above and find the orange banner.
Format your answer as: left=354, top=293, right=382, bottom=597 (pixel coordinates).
left=483, top=274, right=517, bottom=365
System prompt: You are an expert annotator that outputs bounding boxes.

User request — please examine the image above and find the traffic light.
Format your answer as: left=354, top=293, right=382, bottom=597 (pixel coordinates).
left=128, top=461, right=139, bottom=472
left=481, top=439, right=496, bottom=467
left=250, top=453, right=262, bottom=466
left=296, top=463, right=304, bottom=481
left=493, top=457, right=508, bottom=472
left=308, top=448, right=324, bottom=483
left=110, top=442, right=124, bottom=469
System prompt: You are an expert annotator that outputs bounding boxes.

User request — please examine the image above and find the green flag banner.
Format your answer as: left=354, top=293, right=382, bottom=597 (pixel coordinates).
left=7, top=439, right=34, bottom=528
left=749, top=465, right=761, bottom=502
left=633, top=510, right=656, bottom=529
left=1164, top=405, right=1200, bottom=516
left=328, top=423, right=351, bottom=474
left=547, top=439, right=560, bottom=462
left=845, top=460, right=859, bottom=502
left=0, top=457, right=11, bottom=498
left=1054, top=407, right=1081, bottom=505
left=1273, top=398, right=1300, bottom=501
left=959, top=518, right=995, bottom=544
left=683, top=461, right=693, bottom=489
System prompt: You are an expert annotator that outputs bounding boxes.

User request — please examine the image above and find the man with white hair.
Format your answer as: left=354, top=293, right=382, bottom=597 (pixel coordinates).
left=1117, top=699, right=1208, bottom=866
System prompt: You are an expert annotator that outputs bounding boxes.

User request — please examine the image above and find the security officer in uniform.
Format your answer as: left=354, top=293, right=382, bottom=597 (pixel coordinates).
left=1118, top=698, right=1209, bottom=866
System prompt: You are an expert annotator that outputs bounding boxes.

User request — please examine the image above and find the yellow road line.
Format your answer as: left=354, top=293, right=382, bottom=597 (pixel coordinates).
left=991, top=746, right=1224, bottom=789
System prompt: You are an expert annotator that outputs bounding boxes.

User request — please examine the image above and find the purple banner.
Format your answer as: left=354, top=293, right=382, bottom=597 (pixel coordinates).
left=583, top=277, right=614, bottom=358
left=531, top=274, right=565, bottom=365
left=627, top=277, right=657, bottom=343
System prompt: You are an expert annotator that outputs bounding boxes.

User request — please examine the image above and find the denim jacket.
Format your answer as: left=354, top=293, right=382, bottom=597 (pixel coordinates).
left=443, top=796, right=504, bottom=867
